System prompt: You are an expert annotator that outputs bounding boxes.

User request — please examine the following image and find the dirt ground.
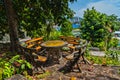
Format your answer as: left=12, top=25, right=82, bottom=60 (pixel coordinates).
left=42, top=58, right=120, bottom=80
left=0, top=47, right=120, bottom=80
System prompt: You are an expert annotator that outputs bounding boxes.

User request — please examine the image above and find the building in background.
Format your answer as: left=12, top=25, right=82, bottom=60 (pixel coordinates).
left=70, top=17, right=82, bottom=28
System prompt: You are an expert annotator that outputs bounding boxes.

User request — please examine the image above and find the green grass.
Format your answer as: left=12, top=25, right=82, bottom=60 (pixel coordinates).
left=86, top=56, right=120, bottom=65
left=85, top=50, right=120, bottom=66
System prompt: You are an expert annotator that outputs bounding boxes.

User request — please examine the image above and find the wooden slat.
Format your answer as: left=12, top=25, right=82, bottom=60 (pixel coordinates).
left=37, top=56, right=47, bottom=62
left=35, top=46, right=41, bottom=51
left=68, top=46, right=75, bottom=49
left=68, top=42, right=79, bottom=45
left=25, top=37, right=43, bottom=44
left=59, top=36, right=67, bottom=41
left=25, top=37, right=43, bottom=52
left=27, top=44, right=35, bottom=48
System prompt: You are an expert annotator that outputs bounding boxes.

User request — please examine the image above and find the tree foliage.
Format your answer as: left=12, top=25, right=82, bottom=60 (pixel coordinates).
left=80, top=7, right=120, bottom=50
left=0, top=0, right=77, bottom=53
left=60, top=20, right=72, bottom=36
left=0, top=0, right=8, bottom=39
left=0, top=0, right=76, bottom=39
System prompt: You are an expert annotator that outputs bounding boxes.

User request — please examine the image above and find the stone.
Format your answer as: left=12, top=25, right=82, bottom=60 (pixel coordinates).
left=5, top=74, right=27, bottom=80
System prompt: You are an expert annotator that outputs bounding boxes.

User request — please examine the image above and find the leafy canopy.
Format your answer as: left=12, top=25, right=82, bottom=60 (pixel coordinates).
left=0, top=0, right=76, bottom=39
left=80, top=7, right=120, bottom=49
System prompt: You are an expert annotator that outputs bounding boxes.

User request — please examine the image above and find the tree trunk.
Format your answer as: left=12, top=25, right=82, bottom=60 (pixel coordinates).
left=3, top=0, right=19, bottom=53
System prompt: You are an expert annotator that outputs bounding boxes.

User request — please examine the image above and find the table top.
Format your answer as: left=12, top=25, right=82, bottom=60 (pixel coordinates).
left=40, top=40, right=67, bottom=48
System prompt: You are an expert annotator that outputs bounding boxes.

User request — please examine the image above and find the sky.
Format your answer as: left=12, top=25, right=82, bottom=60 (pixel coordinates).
left=69, top=0, right=120, bottom=18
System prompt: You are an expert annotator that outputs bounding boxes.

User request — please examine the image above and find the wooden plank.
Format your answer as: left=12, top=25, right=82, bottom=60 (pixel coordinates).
left=27, top=44, right=35, bottom=48
left=35, top=46, right=41, bottom=51
left=25, top=37, right=43, bottom=44
left=37, top=56, right=47, bottom=62
left=68, top=41, right=79, bottom=45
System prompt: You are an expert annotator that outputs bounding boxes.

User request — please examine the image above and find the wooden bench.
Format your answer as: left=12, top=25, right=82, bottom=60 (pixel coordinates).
left=20, top=37, right=48, bottom=72
left=58, top=40, right=89, bottom=73
left=25, top=37, right=44, bottom=52
left=25, top=37, right=43, bottom=45
left=58, top=48, right=82, bottom=73
left=20, top=45, right=47, bottom=73
left=59, top=36, right=80, bottom=43
left=60, top=36, right=80, bottom=52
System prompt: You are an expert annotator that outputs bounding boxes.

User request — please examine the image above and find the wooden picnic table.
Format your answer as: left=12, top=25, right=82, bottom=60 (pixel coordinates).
left=40, top=40, right=68, bottom=63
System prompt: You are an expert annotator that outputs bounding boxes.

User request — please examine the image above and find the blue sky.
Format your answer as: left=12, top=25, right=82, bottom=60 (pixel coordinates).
left=69, top=0, right=120, bottom=18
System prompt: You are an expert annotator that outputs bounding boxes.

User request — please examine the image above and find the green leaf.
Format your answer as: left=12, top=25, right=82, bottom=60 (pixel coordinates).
left=21, top=64, right=25, bottom=70
left=26, top=62, right=32, bottom=69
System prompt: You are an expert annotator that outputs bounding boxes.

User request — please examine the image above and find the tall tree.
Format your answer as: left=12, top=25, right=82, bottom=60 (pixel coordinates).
left=0, top=0, right=77, bottom=52
left=3, top=0, right=19, bottom=53
left=80, top=7, right=119, bottom=50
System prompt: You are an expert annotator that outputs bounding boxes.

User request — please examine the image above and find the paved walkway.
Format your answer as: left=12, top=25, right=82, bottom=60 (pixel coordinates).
left=90, top=51, right=105, bottom=57
left=0, top=37, right=31, bottom=43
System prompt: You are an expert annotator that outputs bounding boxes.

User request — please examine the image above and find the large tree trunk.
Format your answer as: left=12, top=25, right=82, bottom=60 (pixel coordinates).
left=4, top=0, right=19, bottom=53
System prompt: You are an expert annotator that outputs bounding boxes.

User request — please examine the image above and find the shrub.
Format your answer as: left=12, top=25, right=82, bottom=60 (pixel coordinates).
left=0, top=55, right=32, bottom=79
left=108, top=38, right=119, bottom=48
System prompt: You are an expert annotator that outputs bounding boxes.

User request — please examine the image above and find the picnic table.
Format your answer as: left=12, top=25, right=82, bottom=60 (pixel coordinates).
left=40, top=40, right=67, bottom=63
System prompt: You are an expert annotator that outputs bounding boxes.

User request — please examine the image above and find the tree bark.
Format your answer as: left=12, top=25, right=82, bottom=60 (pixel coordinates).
left=3, top=0, right=19, bottom=53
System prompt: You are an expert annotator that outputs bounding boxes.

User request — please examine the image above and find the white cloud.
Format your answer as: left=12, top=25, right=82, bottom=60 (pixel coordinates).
left=76, top=0, right=120, bottom=18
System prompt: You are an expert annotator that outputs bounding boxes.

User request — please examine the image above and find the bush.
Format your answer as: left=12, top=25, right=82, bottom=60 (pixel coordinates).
left=92, top=41, right=106, bottom=51
left=0, top=55, right=32, bottom=79
left=86, top=50, right=120, bottom=65
left=60, top=20, right=72, bottom=36
left=106, top=50, right=120, bottom=60
left=108, top=38, right=119, bottom=48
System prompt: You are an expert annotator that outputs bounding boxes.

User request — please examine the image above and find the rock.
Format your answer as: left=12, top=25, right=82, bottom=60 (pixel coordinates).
left=5, top=74, right=27, bottom=80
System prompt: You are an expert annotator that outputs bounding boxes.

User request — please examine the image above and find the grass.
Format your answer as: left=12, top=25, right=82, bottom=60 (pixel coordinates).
left=86, top=56, right=120, bottom=66
left=85, top=50, right=120, bottom=66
